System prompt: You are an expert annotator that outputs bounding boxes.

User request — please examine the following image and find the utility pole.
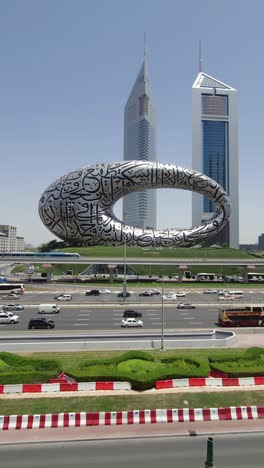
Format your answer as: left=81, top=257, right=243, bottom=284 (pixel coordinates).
left=205, top=437, right=215, bottom=467
left=122, top=223, right=127, bottom=301
left=161, top=271, right=165, bottom=350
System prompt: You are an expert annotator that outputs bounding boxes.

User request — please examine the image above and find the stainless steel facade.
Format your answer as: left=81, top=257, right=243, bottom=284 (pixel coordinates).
left=39, top=161, right=231, bottom=247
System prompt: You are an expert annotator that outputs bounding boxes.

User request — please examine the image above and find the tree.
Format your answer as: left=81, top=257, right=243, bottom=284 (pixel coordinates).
left=38, top=240, right=66, bottom=252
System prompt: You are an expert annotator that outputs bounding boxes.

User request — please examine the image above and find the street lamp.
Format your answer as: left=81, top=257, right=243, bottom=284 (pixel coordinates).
left=122, top=222, right=127, bottom=301
left=161, top=271, right=165, bottom=350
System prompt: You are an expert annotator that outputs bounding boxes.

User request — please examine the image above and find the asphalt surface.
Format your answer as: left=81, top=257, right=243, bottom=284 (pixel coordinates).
left=1, top=433, right=264, bottom=467
left=0, top=287, right=263, bottom=331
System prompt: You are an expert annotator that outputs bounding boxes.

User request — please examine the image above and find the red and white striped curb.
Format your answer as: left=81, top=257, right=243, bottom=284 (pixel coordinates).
left=0, top=381, right=131, bottom=394
left=156, top=377, right=264, bottom=389
left=1, top=406, right=263, bottom=430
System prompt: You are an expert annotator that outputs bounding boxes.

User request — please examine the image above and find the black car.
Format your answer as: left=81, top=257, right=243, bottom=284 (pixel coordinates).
left=117, top=291, right=131, bottom=298
left=28, top=318, right=55, bottom=329
left=123, top=310, right=142, bottom=318
left=139, top=291, right=153, bottom=297
left=85, top=289, right=100, bottom=296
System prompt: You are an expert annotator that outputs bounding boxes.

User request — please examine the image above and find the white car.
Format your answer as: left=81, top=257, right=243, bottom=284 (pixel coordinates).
left=54, top=294, right=72, bottom=301
left=218, top=293, right=235, bottom=300
left=121, top=318, right=143, bottom=328
left=163, top=293, right=177, bottom=300
left=2, top=304, right=24, bottom=311
left=150, top=289, right=161, bottom=295
left=99, top=289, right=111, bottom=294
left=177, top=303, right=196, bottom=309
left=0, top=311, right=19, bottom=324
left=175, top=292, right=187, bottom=297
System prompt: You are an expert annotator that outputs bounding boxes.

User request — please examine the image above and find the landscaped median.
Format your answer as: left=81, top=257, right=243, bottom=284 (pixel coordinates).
left=2, top=348, right=264, bottom=424
left=2, top=348, right=264, bottom=391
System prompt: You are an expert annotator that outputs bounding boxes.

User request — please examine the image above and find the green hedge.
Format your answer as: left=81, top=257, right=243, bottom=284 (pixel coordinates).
left=0, top=352, right=61, bottom=384
left=209, top=348, right=264, bottom=377
left=67, top=352, right=209, bottom=391
left=0, top=371, right=59, bottom=385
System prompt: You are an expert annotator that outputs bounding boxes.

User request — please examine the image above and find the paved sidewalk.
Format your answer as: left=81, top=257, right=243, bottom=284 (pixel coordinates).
left=0, top=419, right=264, bottom=445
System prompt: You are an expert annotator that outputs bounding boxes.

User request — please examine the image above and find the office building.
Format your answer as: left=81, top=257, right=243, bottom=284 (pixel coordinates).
left=123, top=45, right=157, bottom=229
left=192, top=71, right=239, bottom=248
left=258, top=234, right=264, bottom=251
left=0, top=225, right=24, bottom=252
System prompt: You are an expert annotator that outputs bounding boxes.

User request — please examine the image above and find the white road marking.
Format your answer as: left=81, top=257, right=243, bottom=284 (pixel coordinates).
left=73, top=323, right=90, bottom=326
left=75, top=318, right=91, bottom=321
left=182, top=317, right=196, bottom=320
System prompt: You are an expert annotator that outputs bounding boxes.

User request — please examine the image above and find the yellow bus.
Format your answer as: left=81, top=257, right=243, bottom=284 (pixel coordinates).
left=218, top=305, right=264, bottom=327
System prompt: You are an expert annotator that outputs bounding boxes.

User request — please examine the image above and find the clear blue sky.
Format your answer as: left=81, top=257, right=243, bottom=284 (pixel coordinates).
left=1, top=0, right=263, bottom=246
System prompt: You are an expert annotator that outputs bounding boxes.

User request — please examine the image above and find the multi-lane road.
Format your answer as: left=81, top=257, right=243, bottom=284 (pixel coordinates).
left=1, top=434, right=264, bottom=468
left=1, top=286, right=264, bottom=331
left=2, top=255, right=264, bottom=265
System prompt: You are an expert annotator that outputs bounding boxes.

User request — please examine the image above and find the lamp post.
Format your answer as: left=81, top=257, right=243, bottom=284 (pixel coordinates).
left=122, top=221, right=127, bottom=301
left=161, top=271, right=165, bottom=350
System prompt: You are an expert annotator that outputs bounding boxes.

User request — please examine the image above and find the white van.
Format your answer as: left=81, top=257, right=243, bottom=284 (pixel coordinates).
left=229, top=290, right=244, bottom=299
left=38, top=304, right=60, bottom=314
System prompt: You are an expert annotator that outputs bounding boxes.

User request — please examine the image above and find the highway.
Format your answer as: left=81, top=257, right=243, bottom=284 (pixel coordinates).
left=1, top=287, right=264, bottom=331
left=1, top=255, right=264, bottom=265
left=0, top=434, right=264, bottom=467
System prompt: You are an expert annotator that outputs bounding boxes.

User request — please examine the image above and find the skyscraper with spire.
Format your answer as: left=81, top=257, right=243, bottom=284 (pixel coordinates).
left=123, top=38, right=157, bottom=229
left=192, top=44, right=239, bottom=248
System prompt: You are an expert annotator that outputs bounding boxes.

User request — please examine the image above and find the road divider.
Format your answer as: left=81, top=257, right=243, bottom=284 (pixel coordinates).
left=0, top=381, right=131, bottom=394
left=1, top=406, right=263, bottom=430
left=156, top=376, right=264, bottom=389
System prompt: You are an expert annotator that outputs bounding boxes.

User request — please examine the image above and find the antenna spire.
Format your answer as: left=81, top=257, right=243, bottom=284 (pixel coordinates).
left=199, top=39, right=203, bottom=73
left=144, top=32, right=147, bottom=58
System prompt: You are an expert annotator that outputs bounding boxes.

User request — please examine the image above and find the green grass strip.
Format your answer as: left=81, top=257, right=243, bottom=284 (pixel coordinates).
left=1, top=391, right=264, bottom=415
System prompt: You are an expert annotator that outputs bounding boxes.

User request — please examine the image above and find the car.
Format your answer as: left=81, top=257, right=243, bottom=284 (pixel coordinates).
left=163, top=293, right=177, bottom=300
left=117, top=291, right=131, bottom=298
left=28, top=318, right=55, bottom=329
left=123, top=310, right=142, bottom=318
left=0, top=312, right=19, bottom=324
left=85, top=289, right=100, bottom=296
left=218, top=290, right=230, bottom=295
left=218, top=293, right=235, bottom=300
left=54, top=294, right=72, bottom=301
left=177, top=303, right=196, bottom=309
left=139, top=291, right=153, bottom=297
left=175, top=292, right=187, bottom=297
left=99, top=289, right=111, bottom=294
left=7, top=292, right=20, bottom=298
left=150, top=289, right=161, bottom=295
left=2, top=304, right=24, bottom=311
left=121, top=318, right=143, bottom=328
left=203, top=289, right=218, bottom=294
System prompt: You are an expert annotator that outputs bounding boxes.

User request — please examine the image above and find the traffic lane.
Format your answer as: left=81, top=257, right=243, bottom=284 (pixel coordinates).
left=7, top=289, right=264, bottom=305
left=0, top=433, right=264, bottom=468
left=0, top=306, right=218, bottom=331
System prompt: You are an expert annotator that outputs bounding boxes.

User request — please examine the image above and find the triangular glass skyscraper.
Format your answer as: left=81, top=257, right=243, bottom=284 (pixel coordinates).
left=123, top=43, right=157, bottom=229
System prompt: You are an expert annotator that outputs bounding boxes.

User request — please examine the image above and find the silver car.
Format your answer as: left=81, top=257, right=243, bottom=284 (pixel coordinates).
left=0, top=312, right=19, bottom=324
left=2, top=304, right=24, bottom=311
left=121, top=318, right=143, bottom=328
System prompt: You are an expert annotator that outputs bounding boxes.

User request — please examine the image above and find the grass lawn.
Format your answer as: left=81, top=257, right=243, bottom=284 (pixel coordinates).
left=1, top=391, right=264, bottom=415
left=62, top=246, right=255, bottom=259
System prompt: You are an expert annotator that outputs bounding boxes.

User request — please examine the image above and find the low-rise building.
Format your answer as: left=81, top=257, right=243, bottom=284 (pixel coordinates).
left=0, top=225, right=25, bottom=252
